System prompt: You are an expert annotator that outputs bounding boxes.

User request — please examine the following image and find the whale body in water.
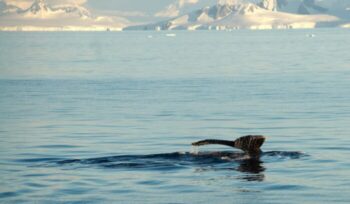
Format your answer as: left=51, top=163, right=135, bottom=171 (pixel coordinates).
left=53, top=135, right=303, bottom=181
left=192, top=135, right=266, bottom=157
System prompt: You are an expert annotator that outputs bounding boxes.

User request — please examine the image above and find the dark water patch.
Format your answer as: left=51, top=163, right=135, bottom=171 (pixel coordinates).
left=55, top=152, right=238, bottom=170
left=15, top=157, right=62, bottom=163
left=313, top=159, right=338, bottom=163
left=37, top=125, right=60, bottom=129
left=262, top=151, right=307, bottom=159
left=57, top=187, right=93, bottom=195
left=57, top=159, right=83, bottom=164
left=320, top=146, right=350, bottom=151
left=15, top=152, right=62, bottom=158
left=0, top=191, right=17, bottom=198
left=137, top=180, right=164, bottom=186
left=198, top=126, right=319, bottom=130
left=22, top=173, right=51, bottom=178
left=154, top=113, right=175, bottom=117
left=264, top=184, right=306, bottom=191
left=34, top=144, right=81, bottom=149
left=100, top=161, right=186, bottom=171
left=109, top=189, right=133, bottom=194
left=25, top=182, right=49, bottom=188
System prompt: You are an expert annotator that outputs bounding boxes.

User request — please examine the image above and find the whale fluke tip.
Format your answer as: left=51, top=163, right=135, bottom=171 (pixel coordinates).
left=192, top=141, right=211, bottom=146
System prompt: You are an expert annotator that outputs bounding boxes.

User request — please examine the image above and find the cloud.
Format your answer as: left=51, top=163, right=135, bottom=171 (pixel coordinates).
left=217, top=0, right=245, bottom=5
left=155, top=4, right=179, bottom=17
left=155, top=0, right=199, bottom=17
left=49, top=0, right=87, bottom=6
left=2, top=0, right=32, bottom=9
left=107, top=10, right=147, bottom=18
left=178, top=0, right=199, bottom=7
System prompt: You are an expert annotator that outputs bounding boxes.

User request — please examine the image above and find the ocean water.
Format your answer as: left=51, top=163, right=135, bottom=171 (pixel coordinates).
left=0, top=30, right=350, bottom=203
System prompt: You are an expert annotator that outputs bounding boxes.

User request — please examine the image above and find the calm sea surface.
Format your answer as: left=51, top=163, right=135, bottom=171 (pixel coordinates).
left=0, top=30, right=350, bottom=203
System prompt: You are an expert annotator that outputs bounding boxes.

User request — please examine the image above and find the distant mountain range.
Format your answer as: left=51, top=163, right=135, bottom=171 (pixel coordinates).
left=0, top=0, right=127, bottom=31
left=3, top=0, right=91, bottom=19
left=126, top=0, right=350, bottom=30
left=0, top=0, right=349, bottom=31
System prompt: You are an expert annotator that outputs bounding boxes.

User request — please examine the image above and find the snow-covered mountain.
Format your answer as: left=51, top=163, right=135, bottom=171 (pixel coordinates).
left=0, top=0, right=128, bottom=31
left=258, top=0, right=350, bottom=19
left=0, top=1, right=18, bottom=14
left=155, top=0, right=215, bottom=18
left=126, top=1, right=339, bottom=30
left=26, top=1, right=87, bottom=18
left=6, top=0, right=92, bottom=20
left=155, top=0, right=350, bottom=19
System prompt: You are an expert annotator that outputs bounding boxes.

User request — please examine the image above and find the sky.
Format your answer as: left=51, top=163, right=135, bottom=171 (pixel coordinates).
left=1, top=0, right=209, bottom=15
left=85, top=0, right=216, bottom=22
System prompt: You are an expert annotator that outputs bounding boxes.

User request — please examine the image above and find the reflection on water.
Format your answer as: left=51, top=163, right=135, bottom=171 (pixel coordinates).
left=194, top=156, right=266, bottom=182
left=237, top=159, right=265, bottom=181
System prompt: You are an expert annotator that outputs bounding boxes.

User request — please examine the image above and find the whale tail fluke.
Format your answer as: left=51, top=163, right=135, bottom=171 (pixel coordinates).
left=192, top=139, right=235, bottom=148
left=192, top=135, right=266, bottom=154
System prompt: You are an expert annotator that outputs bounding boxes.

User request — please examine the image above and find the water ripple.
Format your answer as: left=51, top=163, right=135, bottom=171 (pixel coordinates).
left=48, top=151, right=307, bottom=177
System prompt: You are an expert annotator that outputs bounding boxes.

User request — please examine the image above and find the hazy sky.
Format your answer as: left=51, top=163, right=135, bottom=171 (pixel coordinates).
left=87, top=0, right=176, bottom=12
left=1, top=0, right=206, bottom=13
left=86, top=0, right=221, bottom=23
left=84, top=0, right=215, bottom=21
